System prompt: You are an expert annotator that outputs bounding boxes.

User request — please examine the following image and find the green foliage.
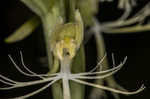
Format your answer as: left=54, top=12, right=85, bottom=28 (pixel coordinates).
left=5, top=16, right=40, bottom=43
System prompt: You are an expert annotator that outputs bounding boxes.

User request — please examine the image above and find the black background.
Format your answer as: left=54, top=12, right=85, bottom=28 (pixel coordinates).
left=0, top=0, right=149, bottom=99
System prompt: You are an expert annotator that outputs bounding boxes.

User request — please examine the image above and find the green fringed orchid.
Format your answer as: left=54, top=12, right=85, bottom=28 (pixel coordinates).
left=0, top=10, right=145, bottom=99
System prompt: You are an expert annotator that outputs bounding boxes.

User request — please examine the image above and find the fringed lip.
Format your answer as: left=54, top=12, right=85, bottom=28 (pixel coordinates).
left=0, top=52, right=145, bottom=99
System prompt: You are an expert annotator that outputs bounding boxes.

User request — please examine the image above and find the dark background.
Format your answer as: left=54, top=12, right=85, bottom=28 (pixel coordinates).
left=0, top=0, right=149, bottom=99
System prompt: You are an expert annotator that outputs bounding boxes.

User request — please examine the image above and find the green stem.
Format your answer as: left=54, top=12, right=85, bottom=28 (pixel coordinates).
left=42, top=14, right=54, bottom=69
left=42, top=11, right=63, bottom=99
left=105, top=24, right=150, bottom=34
left=71, top=45, right=85, bottom=99
left=51, top=81, right=63, bottom=99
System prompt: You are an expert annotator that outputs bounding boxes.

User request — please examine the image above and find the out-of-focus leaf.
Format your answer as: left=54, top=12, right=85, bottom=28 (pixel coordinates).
left=5, top=16, right=40, bottom=43
left=77, top=0, right=99, bottom=26
left=21, top=0, right=54, bottom=17
left=21, top=0, right=65, bottom=67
